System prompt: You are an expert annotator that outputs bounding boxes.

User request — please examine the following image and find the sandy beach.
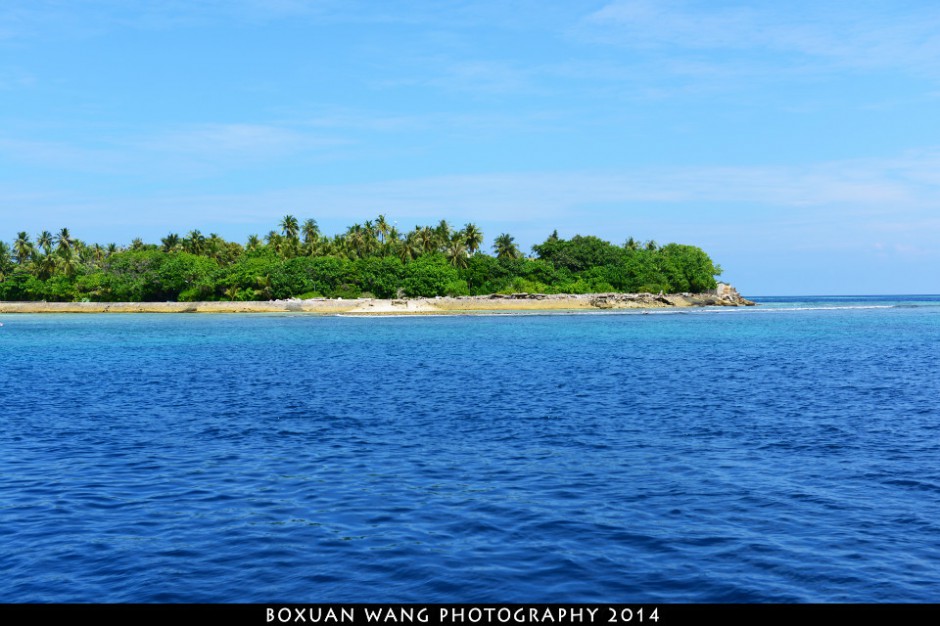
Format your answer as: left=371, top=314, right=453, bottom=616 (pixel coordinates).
left=0, top=291, right=754, bottom=315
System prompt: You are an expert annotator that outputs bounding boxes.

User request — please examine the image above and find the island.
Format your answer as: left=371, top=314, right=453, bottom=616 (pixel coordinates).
left=0, top=216, right=754, bottom=313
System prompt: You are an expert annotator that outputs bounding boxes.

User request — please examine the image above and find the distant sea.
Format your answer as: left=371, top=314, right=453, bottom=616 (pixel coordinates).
left=2, top=295, right=939, bottom=602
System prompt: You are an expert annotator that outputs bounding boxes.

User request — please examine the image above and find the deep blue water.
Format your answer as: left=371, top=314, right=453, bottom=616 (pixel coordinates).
left=2, top=295, right=939, bottom=603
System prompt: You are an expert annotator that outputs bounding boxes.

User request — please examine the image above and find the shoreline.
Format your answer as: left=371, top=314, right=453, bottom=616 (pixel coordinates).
left=0, top=291, right=755, bottom=315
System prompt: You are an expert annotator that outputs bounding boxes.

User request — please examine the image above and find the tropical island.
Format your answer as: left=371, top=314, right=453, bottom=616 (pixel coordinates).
left=0, top=215, right=753, bottom=313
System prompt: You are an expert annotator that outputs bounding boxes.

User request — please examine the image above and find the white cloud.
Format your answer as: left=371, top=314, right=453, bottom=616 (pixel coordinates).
left=582, top=0, right=940, bottom=76
left=6, top=147, right=939, bottom=232
left=0, top=122, right=345, bottom=177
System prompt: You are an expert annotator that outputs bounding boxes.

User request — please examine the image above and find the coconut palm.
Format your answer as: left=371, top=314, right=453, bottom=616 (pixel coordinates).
left=161, top=233, right=181, bottom=253
left=37, top=230, right=53, bottom=254
left=375, top=214, right=391, bottom=245
left=186, top=230, right=205, bottom=255
left=13, top=232, right=34, bottom=265
left=345, top=224, right=368, bottom=259
left=416, top=226, right=436, bottom=254
left=645, top=239, right=658, bottom=251
left=0, top=241, right=12, bottom=280
left=77, top=242, right=93, bottom=264
left=493, top=233, right=521, bottom=260
left=431, top=220, right=451, bottom=250
left=301, top=219, right=320, bottom=246
left=396, top=233, right=419, bottom=263
left=280, top=215, right=300, bottom=242
left=56, top=228, right=73, bottom=253
left=35, top=253, right=56, bottom=279
left=446, top=235, right=468, bottom=269
left=325, top=234, right=348, bottom=259
left=246, top=234, right=262, bottom=252
left=205, top=233, right=227, bottom=259
left=57, top=247, right=80, bottom=278
left=462, top=223, right=484, bottom=255
left=265, top=231, right=283, bottom=256
left=624, top=237, right=639, bottom=251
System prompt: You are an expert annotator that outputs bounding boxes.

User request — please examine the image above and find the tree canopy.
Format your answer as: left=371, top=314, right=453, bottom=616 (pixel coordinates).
left=0, top=217, right=723, bottom=302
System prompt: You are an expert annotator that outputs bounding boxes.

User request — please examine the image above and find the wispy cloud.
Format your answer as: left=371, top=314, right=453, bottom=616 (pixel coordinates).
left=582, top=0, right=940, bottom=77
left=135, top=123, right=339, bottom=162
left=6, top=147, right=939, bottom=235
left=0, top=122, right=346, bottom=177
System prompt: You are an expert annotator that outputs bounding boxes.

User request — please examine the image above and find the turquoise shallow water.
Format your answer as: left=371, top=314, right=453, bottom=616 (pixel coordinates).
left=1, top=295, right=939, bottom=602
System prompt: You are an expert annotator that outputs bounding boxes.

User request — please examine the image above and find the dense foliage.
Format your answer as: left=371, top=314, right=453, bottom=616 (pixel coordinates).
left=0, top=218, right=722, bottom=301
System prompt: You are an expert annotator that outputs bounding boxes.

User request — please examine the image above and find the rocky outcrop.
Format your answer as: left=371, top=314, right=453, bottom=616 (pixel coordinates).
left=589, top=288, right=754, bottom=309
left=589, top=293, right=672, bottom=309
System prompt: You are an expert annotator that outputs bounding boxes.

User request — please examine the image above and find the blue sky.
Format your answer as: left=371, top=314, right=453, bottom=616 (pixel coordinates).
left=2, top=0, right=939, bottom=295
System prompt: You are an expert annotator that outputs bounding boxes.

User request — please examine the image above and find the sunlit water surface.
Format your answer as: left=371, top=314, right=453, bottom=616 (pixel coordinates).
left=2, top=295, right=939, bottom=602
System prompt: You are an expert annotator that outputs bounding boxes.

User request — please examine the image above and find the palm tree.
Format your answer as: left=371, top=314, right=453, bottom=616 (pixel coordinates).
left=0, top=241, right=12, bottom=280
left=375, top=214, right=391, bottom=245
left=624, top=237, right=638, bottom=251
left=186, top=230, right=205, bottom=255
left=206, top=233, right=226, bottom=259
left=37, top=230, right=53, bottom=254
left=280, top=215, right=300, bottom=241
left=13, top=232, right=33, bottom=265
left=57, top=247, right=80, bottom=278
left=397, top=233, right=419, bottom=263
left=266, top=231, right=284, bottom=256
left=645, top=239, right=658, bottom=251
left=106, top=243, right=118, bottom=256
left=36, top=253, right=56, bottom=279
left=246, top=234, right=262, bottom=252
left=77, top=242, right=94, bottom=264
left=493, top=233, right=521, bottom=260
left=445, top=235, right=468, bottom=269
left=345, top=224, right=367, bottom=259
left=462, top=223, right=484, bottom=255
left=301, top=219, right=320, bottom=246
left=161, top=233, right=181, bottom=253
left=417, top=226, right=436, bottom=254
left=326, top=234, right=347, bottom=259
left=56, top=228, right=73, bottom=253
left=130, top=237, right=146, bottom=251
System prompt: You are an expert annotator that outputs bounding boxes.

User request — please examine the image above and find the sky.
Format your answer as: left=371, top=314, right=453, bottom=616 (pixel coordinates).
left=2, top=0, right=939, bottom=295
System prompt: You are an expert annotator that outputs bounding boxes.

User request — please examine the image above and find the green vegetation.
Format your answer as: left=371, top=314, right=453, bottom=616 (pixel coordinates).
left=0, top=216, right=722, bottom=301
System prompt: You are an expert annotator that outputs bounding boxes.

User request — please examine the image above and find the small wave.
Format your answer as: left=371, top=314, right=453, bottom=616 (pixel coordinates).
left=750, top=305, right=895, bottom=312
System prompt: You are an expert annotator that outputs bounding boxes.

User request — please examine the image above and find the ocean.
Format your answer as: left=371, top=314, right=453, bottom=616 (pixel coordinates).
left=1, top=295, right=938, bottom=602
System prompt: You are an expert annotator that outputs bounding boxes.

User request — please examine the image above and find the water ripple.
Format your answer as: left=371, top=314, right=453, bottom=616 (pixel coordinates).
left=1, top=300, right=939, bottom=601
